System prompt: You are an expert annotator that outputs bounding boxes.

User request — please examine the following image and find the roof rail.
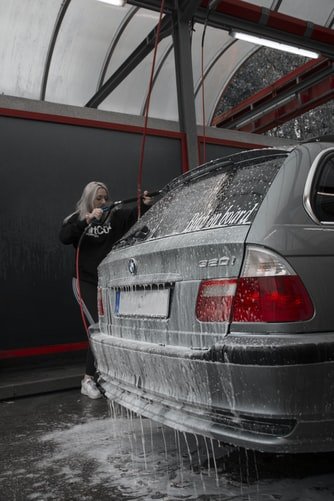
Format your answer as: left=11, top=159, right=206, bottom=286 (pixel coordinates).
left=301, top=135, right=334, bottom=143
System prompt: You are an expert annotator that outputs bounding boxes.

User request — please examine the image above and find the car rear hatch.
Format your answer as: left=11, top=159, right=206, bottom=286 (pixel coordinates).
left=97, top=149, right=288, bottom=349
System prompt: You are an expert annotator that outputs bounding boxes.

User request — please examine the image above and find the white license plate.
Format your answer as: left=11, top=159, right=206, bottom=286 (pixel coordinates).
left=115, top=288, right=170, bottom=317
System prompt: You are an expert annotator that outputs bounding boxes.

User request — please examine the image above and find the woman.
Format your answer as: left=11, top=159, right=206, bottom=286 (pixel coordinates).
left=59, top=181, right=152, bottom=399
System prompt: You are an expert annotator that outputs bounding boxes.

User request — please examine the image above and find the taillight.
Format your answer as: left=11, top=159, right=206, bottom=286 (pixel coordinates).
left=97, top=287, right=105, bottom=317
left=196, top=279, right=237, bottom=322
left=232, top=275, right=314, bottom=322
left=195, top=246, right=314, bottom=323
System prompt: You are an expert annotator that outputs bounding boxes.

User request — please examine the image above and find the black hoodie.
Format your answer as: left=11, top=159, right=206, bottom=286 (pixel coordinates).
left=59, top=205, right=146, bottom=284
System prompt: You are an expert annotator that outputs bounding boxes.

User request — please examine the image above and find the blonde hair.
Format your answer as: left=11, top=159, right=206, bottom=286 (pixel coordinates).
left=64, top=181, right=109, bottom=223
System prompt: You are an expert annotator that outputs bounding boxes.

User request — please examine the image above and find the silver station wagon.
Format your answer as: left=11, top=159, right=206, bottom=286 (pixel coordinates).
left=90, top=137, right=334, bottom=453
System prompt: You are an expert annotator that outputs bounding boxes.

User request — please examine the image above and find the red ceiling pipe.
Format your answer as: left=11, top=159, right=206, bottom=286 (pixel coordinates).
left=212, top=57, right=332, bottom=128
left=200, top=0, right=334, bottom=47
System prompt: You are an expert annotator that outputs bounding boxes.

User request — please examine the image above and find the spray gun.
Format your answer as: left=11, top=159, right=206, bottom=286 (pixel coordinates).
left=92, top=190, right=162, bottom=223
left=108, top=190, right=162, bottom=210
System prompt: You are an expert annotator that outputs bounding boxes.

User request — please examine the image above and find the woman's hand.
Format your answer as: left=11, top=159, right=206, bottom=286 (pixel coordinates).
left=142, top=190, right=154, bottom=206
left=85, top=208, right=103, bottom=224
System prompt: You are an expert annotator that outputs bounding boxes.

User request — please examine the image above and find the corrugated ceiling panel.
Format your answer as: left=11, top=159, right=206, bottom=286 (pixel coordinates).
left=0, top=0, right=62, bottom=99
left=195, top=41, right=257, bottom=125
left=146, top=41, right=178, bottom=121
left=0, top=0, right=333, bottom=124
left=45, top=0, right=132, bottom=105
left=191, top=24, right=232, bottom=91
left=99, top=36, right=172, bottom=117
left=103, top=8, right=161, bottom=83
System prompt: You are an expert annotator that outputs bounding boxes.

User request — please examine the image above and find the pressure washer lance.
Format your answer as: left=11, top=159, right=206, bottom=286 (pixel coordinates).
left=96, top=189, right=162, bottom=220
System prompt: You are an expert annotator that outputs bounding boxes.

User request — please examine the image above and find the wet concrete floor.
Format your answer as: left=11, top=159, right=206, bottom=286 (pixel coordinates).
left=2, top=389, right=334, bottom=500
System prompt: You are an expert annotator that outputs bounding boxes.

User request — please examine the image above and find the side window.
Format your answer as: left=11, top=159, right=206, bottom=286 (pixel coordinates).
left=313, top=153, right=334, bottom=222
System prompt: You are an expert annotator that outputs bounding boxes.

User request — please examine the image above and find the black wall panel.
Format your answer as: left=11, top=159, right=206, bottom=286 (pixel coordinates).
left=199, top=142, right=242, bottom=164
left=0, top=116, right=183, bottom=355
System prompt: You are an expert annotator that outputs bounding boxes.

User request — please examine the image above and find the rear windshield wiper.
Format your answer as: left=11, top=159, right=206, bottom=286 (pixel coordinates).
left=116, top=225, right=151, bottom=248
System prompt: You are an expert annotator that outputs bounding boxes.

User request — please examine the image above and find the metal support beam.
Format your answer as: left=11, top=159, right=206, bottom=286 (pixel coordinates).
left=196, top=0, right=334, bottom=59
left=172, top=9, right=199, bottom=169
left=40, top=0, right=71, bottom=100
left=212, top=58, right=334, bottom=133
left=86, top=16, right=173, bottom=108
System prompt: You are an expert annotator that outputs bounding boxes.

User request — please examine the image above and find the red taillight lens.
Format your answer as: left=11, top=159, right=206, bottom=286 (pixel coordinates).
left=196, top=247, right=314, bottom=324
left=196, top=279, right=237, bottom=322
left=97, top=287, right=105, bottom=317
left=232, top=275, right=314, bottom=322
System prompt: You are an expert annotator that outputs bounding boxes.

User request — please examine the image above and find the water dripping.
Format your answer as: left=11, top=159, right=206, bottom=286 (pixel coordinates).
left=175, top=429, right=184, bottom=486
left=149, top=416, right=154, bottom=455
left=241, top=448, right=255, bottom=501
left=139, top=414, right=148, bottom=469
left=108, top=400, right=119, bottom=440
left=194, top=433, right=206, bottom=495
left=183, top=432, right=199, bottom=498
left=125, top=408, right=137, bottom=447
left=160, top=425, right=169, bottom=462
left=107, top=399, right=114, bottom=418
left=126, top=420, right=136, bottom=464
left=244, top=448, right=250, bottom=489
left=204, top=436, right=211, bottom=477
left=210, top=437, right=220, bottom=487
left=182, top=431, right=193, bottom=469
left=130, top=410, right=138, bottom=441
left=238, top=449, right=244, bottom=497
left=252, top=450, right=260, bottom=500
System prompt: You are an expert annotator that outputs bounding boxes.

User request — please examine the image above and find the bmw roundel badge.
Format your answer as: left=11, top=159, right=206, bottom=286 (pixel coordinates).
left=128, top=258, right=137, bottom=275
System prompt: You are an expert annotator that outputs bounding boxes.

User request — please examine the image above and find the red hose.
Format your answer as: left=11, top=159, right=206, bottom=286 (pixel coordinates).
left=75, top=236, right=89, bottom=337
left=201, top=41, right=206, bottom=164
left=201, top=17, right=209, bottom=164
left=137, top=0, right=165, bottom=218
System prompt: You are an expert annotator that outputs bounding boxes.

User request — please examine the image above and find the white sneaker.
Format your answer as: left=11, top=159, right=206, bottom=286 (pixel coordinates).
left=81, top=377, right=102, bottom=399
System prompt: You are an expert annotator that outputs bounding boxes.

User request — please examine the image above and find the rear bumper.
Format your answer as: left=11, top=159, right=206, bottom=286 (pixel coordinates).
left=206, top=332, right=334, bottom=365
left=89, top=326, right=334, bottom=453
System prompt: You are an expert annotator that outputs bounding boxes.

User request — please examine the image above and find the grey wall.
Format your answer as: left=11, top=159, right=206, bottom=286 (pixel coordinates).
left=0, top=116, right=183, bottom=357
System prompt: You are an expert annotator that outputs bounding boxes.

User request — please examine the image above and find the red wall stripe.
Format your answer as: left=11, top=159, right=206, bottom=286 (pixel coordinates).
left=0, top=106, right=191, bottom=171
left=0, top=342, right=89, bottom=360
left=0, top=107, right=184, bottom=139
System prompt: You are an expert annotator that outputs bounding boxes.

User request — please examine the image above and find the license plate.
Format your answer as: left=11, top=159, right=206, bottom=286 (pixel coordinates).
left=115, top=288, right=170, bottom=318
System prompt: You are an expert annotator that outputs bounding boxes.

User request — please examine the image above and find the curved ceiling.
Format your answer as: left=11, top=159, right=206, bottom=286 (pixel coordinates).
left=0, top=0, right=333, bottom=127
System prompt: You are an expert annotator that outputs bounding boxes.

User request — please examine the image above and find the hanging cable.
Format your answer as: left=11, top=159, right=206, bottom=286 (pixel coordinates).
left=200, top=10, right=210, bottom=164
left=75, top=227, right=91, bottom=337
left=137, top=0, right=165, bottom=218
left=74, top=205, right=113, bottom=338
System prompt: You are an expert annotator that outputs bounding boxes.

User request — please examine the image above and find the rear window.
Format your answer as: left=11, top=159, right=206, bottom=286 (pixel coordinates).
left=116, top=156, right=284, bottom=246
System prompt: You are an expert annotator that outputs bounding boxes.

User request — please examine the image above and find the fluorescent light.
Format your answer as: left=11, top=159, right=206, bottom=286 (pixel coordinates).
left=97, top=0, right=127, bottom=6
left=231, top=31, right=319, bottom=59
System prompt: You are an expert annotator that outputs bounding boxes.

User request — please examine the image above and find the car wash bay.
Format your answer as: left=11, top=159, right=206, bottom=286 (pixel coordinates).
left=0, top=109, right=245, bottom=381
left=1, top=112, right=334, bottom=499
left=2, top=388, right=334, bottom=500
